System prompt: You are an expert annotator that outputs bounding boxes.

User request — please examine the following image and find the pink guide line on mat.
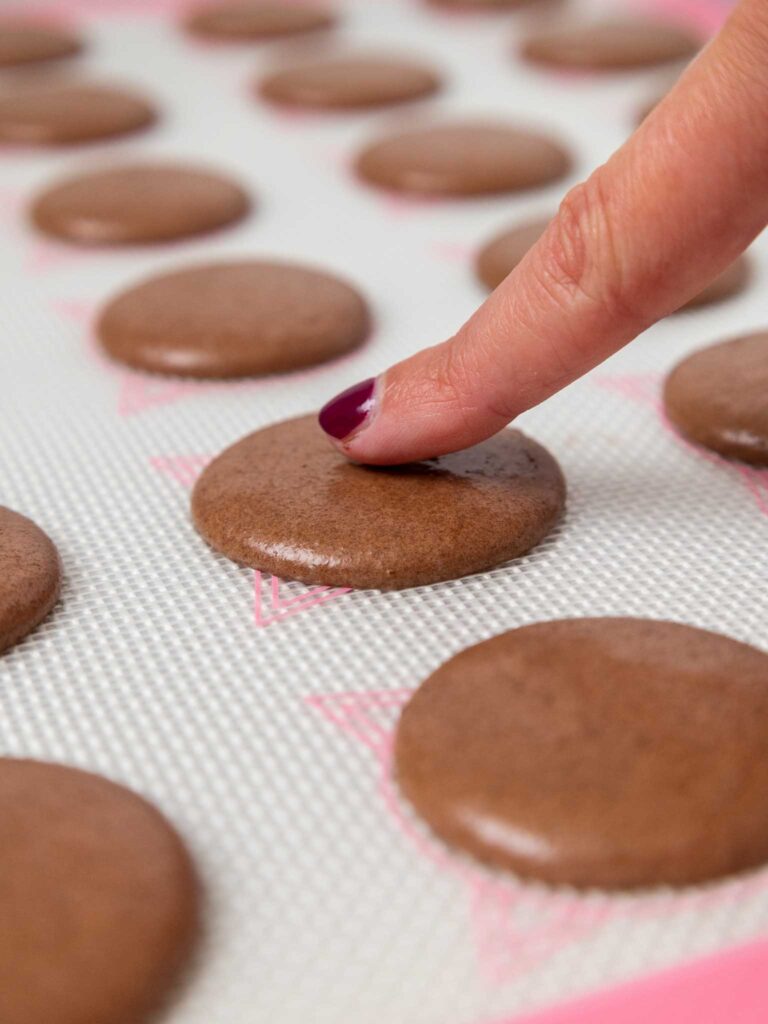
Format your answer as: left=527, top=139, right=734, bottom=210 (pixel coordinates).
left=52, top=298, right=263, bottom=415
left=377, top=192, right=445, bottom=219
left=1, top=0, right=190, bottom=19
left=635, top=0, right=731, bottom=35
left=0, top=4, right=79, bottom=27
left=253, top=572, right=351, bottom=627
left=594, top=372, right=768, bottom=518
left=150, top=454, right=212, bottom=489
left=430, top=240, right=474, bottom=263
left=0, top=187, right=23, bottom=214
left=27, top=241, right=88, bottom=275
left=481, top=937, right=768, bottom=1024
left=148, top=458, right=352, bottom=626
left=307, top=690, right=615, bottom=984
left=0, top=190, right=83, bottom=275
left=307, top=688, right=768, bottom=985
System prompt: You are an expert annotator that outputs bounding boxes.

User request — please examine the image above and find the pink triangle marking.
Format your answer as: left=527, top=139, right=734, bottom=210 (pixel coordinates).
left=51, top=297, right=94, bottom=325
left=635, top=0, right=729, bottom=35
left=0, top=187, right=23, bottom=215
left=51, top=297, right=106, bottom=369
left=53, top=295, right=263, bottom=415
left=306, top=691, right=613, bottom=982
left=307, top=688, right=768, bottom=985
left=378, top=192, right=444, bottom=219
left=268, top=107, right=328, bottom=128
left=118, top=374, right=261, bottom=416
left=116, top=375, right=204, bottom=416
left=0, top=4, right=79, bottom=27
left=148, top=466, right=352, bottom=626
left=595, top=372, right=768, bottom=520
left=0, top=192, right=84, bottom=275
left=254, top=571, right=351, bottom=628
left=149, top=454, right=211, bottom=489
left=26, top=240, right=86, bottom=276
left=8, top=0, right=191, bottom=17
left=482, top=938, right=768, bottom=1024
left=430, top=240, right=474, bottom=263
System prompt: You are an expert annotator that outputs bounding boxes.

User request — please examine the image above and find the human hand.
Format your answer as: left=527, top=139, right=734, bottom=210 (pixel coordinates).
left=319, top=0, right=768, bottom=464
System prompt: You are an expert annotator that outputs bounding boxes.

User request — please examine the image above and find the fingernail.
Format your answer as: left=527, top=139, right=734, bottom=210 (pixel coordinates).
left=318, top=377, right=377, bottom=441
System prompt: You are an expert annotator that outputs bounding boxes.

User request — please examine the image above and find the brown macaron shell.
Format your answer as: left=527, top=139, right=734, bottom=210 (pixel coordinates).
left=0, top=758, right=200, bottom=1024
left=191, top=414, right=565, bottom=590
left=522, top=18, right=700, bottom=71
left=97, top=260, right=370, bottom=378
left=663, top=332, right=768, bottom=465
left=678, top=255, right=752, bottom=310
left=184, top=1, right=336, bottom=41
left=475, top=216, right=549, bottom=290
left=355, top=121, right=571, bottom=197
left=258, top=55, right=442, bottom=110
left=0, top=506, right=61, bottom=655
left=0, top=20, right=83, bottom=68
left=0, top=82, right=157, bottom=146
left=476, top=218, right=751, bottom=310
left=30, top=163, right=250, bottom=245
left=395, top=618, right=768, bottom=890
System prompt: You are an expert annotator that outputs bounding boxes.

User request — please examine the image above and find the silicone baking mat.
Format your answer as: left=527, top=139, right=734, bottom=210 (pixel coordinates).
left=1, top=0, right=766, bottom=1021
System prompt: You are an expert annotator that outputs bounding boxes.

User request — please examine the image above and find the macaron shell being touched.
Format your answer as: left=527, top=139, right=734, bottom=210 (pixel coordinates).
left=191, top=414, right=565, bottom=590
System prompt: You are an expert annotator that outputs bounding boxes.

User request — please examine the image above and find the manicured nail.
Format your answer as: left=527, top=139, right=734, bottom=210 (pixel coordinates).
left=318, top=377, right=376, bottom=441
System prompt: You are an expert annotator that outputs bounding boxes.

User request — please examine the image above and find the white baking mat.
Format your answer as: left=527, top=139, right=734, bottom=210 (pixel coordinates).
left=1, top=0, right=766, bottom=1021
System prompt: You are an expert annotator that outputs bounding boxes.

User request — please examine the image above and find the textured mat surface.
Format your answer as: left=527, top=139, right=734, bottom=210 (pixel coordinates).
left=1, top=1, right=765, bottom=1021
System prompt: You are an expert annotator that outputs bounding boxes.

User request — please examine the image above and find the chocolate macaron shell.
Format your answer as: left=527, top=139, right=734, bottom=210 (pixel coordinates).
left=0, top=21, right=83, bottom=68
left=678, top=255, right=752, bottom=311
left=97, top=260, right=370, bottom=378
left=0, top=758, right=200, bottom=1024
left=0, top=83, right=157, bottom=146
left=476, top=219, right=751, bottom=311
left=395, top=618, right=768, bottom=890
left=258, top=55, right=442, bottom=110
left=522, top=17, right=700, bottom=71
left=0, top=507, right=61, bottom=655
left=191, top=414, right=565, bottom=590
left=30, top=163, right=250, bottom=245
left=663, top=332, right=768, bottom=465
left=475, top=217, right=549, bottom=290
left=355, top=121, right=572, bottom=197
left=184, top=1, right=336, bottom=41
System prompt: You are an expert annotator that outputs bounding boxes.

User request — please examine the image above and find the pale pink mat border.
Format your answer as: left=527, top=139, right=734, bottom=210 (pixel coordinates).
left=486, top=938, right=768, bottom=1023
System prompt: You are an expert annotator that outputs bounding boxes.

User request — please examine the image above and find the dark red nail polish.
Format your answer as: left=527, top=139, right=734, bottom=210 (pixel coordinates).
left=319, top=377, right=376, bottom=441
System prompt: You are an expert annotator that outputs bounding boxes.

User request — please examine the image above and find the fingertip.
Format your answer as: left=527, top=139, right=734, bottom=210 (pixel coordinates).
left=319, top=340, right=510, bottom=465
left=318, top=376, right=377, bottom=441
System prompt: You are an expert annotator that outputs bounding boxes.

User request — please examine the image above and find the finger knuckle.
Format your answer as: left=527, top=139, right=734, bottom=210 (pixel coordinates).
left=535, top=175, right=646, bottom=329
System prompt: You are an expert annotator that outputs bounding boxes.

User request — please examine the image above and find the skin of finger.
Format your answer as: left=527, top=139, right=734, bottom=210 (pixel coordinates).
left=342, top=0, right=768, bottom=465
